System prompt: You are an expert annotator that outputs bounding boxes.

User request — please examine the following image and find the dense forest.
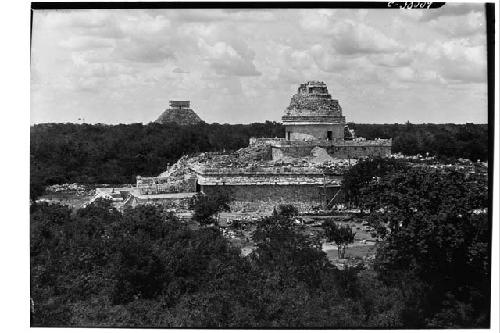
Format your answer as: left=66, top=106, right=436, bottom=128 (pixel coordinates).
left=31, top=158, right=490, bottom=328
left=348, top=122, right=488, bottom=162
left=30, top=121, right=488, bottom=199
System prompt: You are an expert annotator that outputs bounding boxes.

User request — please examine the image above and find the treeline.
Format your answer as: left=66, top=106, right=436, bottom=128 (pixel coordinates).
left=348, top=122, right=488, bottom=162
left=31, top=122, right=488, bottom=193
left=30, top=121, right=284, bottom=196
left=31, top=158, right=490, bottom=328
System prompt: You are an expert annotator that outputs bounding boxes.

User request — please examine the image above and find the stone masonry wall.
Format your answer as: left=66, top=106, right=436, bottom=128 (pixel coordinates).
left=132, top=196, right=193, bottom=210
left=272, top=146, right=314, bottom=159
left=137, top=175, right=197, bottom=194
left=285, top=124, right=344, bottom=141
left=326, top=145, right=391, bottom=158
left=249, top=137, right=287, bottom=145
left=201, top=184, right=339, bottom=212
left=196, top=170, right=343, bottom=186
left=271, top=139, right=392, bottom=160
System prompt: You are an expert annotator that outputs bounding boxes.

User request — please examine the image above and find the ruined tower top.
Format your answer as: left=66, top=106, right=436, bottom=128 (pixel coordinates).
left=297, top=81, right=330, bottom=96
left=283, top=81, right=344, bottom=123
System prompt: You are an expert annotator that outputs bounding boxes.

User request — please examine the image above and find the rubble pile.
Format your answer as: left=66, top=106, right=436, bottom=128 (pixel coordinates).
left=272, top=147, right=354, bottom=173
left=158, top=155, right=196, bottom=178
left=189, top=151, right=269, bottom=170
left=234, top=143, right=272, bottom=162
left=45, top=183, right=95, bottom=195
left=310, top=146, right=335, bottom=164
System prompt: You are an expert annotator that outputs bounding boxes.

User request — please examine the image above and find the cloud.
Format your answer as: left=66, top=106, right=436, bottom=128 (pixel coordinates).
left=31, top=8, right=488, bottom=125
left=370, top=52, right=414, bottom=68
left=299, top=9, right=337, bottom=31
left=419, top=3, right=483, bottom=22
left=59, top=36, right=115, bottom=50
left=329, top=20, right=401, bottom=55
left=300, top=11, right=401, bottom=55
left=173, top=67, right=189, bottom=74
left=168, top=9, right=231, bottom=23
left=404, top=38, right=487, bottom=85
left=310, top=44, right=378, bottom=76
left=392, top=66, right=444, bottom=84
left=208, top=56, right=261, bottom=77
left=430, top=11, right=486, bottom=37
left=277, top=46, right=315, bottom=71
left=41, top=10, right=126, bottom=39
left=168, top=9, right=276, bottom=24
left=200, top=40, right=261, bottom=77
left=115, top=39, right=176, bottom=63
left=433, top=40, right=487, bottom=83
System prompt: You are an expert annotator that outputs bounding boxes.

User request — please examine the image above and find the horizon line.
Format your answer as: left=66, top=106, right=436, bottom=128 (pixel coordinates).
left=30, top=121, right=489, bottom=126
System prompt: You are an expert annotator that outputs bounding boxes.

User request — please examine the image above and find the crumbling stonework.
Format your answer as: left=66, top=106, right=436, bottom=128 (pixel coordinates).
left=201, top=184, right=338, bottom=212
left=136, top=175, right=197, bottom=195
left=285, top=81, right=344, bottom=119
left=270, top=138, right=392, bottom=160
left=92, top=187, right=196, bottom=211
left=195, top=166, right=343, bottom=186
left=284, top=124, right=344, bottom=141
left=131, top=192, right=196, bottom=210
left=325, top=140, right=392, bottom=159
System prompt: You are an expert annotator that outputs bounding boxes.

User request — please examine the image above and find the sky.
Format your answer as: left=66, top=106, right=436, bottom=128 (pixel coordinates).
left=30, top=3, right=489, bottom=125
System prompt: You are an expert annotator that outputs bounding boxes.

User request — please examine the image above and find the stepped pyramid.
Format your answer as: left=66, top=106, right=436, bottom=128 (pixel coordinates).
left=155, top=100, right=204, bottom=125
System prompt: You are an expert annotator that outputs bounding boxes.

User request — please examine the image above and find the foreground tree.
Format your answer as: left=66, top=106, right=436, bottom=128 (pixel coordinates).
left=341, top=157, right=406, bottom=209
left=322, top=220, right=356, bottom=259
left=272, top=204, right=299, bottom=218
left=191, top=191, right=231, bottom=226
left=355, top=160, right=490, bottom=328
left=252, top=205, right=330, bottom=289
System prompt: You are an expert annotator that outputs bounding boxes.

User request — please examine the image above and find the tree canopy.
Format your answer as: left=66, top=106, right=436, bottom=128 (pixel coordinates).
left=191, top=190, right=232, bottom=226
left=323, top=220, right=356, bottom=259
left=32, top=200, right=408, bottom=328
left=349, top=158, right=490, bottom=327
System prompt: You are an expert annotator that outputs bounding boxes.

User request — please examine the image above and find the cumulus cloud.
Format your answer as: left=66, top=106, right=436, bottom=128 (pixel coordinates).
left=310, top=44, right=382, bottom=84
left=328, top=20, right=401, bottom=55
left=392, top=66, right=445, bottom=84
left=31, top=8, right=488, bottom=125
left=300, top=11, right=401, bottom=55
left=431, top=40, right=487, bottom=83
left=115, top=40, right=175, bottom=63
left=200, top=40, right=261, bottom=77
left=277, top=46, right=314, bottom=71
left=430, top=11, right=486, bottom=37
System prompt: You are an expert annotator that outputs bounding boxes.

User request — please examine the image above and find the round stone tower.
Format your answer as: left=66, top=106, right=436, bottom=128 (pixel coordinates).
left=282, top=81, right=346, bottom=141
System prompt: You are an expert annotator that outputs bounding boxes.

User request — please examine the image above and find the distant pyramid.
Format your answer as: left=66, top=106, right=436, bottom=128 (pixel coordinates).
left=155, top=100, right=204, bottom=125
